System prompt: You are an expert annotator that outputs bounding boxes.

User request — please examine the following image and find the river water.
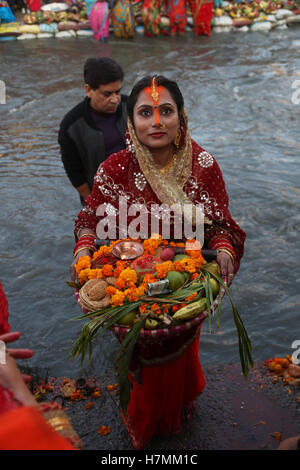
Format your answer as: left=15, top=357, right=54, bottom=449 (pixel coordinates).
left=0, top=30, right=300, bottom=377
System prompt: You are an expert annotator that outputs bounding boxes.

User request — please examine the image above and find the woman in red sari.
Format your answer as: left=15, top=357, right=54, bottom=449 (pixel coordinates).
left=71, top=75, right=246, bottom=449
left=189, top=0, right=214, bottom=36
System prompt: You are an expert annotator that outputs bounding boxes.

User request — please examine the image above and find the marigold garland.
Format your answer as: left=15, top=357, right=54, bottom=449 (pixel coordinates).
left=75, top=237, right=207, bottom=303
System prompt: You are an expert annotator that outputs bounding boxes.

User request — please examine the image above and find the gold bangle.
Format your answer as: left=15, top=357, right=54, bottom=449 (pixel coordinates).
left=218, top=249, right=235, bottom=265
left=42, top=408, right=83, bottom=450
left=73, top=246, right=93, bottom=259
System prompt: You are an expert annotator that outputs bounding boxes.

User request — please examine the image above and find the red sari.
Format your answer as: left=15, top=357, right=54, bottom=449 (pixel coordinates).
left=0, top=282, right=10, bottom=335
left=189, top=0, right=214, bottom=36
left=167, top=0, right=187, bottom=35
left=74, top=126, right=246, bottom=448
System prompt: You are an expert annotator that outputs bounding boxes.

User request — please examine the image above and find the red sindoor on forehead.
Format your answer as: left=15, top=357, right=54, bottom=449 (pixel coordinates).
left=144, top=77, right=164, bottom=126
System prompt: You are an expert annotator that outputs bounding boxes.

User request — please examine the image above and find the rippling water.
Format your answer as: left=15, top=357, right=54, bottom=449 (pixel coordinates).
left=0, top=30, right=300, bottom=376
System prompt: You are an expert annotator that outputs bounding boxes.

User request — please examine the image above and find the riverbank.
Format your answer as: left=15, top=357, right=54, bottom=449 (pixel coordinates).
left=31, top=360, right=299, bottom=451
left=1, top=0, right=300, bottom=40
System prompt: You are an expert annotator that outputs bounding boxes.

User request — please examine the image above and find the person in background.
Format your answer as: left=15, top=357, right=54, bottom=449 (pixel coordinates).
left=167, top=0, right=188, bottom=36
left=89, top=0, right=110, bottom=41
left=58, top=57, right=127, bottom=204
left=111, top=0, right=135, bottom=38
left=189, top=0, right=214, bottom=36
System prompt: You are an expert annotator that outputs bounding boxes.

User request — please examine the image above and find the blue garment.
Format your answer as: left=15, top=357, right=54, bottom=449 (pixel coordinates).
left=0, top=2, right=16, bottom=23
left=84, top=0, right=98, bottom=16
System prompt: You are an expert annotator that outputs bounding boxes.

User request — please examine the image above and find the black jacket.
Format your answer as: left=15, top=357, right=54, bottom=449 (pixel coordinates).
left=58, top=95, right=127, bottom=191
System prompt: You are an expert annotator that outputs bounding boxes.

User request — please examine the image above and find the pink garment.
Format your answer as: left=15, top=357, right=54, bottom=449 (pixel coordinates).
left=89, top=1, right=110, bottom=41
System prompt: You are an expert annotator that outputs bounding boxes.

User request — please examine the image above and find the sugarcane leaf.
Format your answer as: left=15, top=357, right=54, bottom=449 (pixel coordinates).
left=114, top=317, right=147, bottom=413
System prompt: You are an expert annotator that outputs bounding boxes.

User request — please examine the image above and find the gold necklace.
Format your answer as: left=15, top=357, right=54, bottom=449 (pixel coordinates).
left=158, top=153, right=177, bottom=174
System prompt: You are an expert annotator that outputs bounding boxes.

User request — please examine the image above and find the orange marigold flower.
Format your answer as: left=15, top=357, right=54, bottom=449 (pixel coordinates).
left=174, top=260, right=186, bottom=272
left=142, top=273, right=157, bottom=286
left=75, top=256, right=92, bottom=274
left=185, top=292, right=197, bottom=302
left=191, top=273, right=199, bottom=280
left=102, top=264, right=114, bottom=277
left=171, top=304, right=181, bottom=313
left=115, top=277, right=126, bottom=290
left=155, top=261, right=174, bottom=279
left=139, top=303, right=148, bottom=314
left=78, top=268, right=92, bottom=285
left=151, top=303, right=160, bottom=311
left=92, top=388, right=101, bottom=399
left=119, top=268, right=138, bottom=286
left=143, top=235, right=163, bottom=254
left=124, top=285, right=145, bottom=302
left=111, top=290, right=126, bottom=307
left=107, top=384, right=118, bottom=391
left=155, top=265, right=167, bottom=280
left=85, top=401, right=94, bottom=410
left=92, top=246, right=111, bottom=259
left=106, top=286, right=117, bottom=296
left=97, top=425, right=111, bottom=436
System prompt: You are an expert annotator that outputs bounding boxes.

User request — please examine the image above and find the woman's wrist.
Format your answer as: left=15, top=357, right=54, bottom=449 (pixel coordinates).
left=217, top=249, right=235, bottom=265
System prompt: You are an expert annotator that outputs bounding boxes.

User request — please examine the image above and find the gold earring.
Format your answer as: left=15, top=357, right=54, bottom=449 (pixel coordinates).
left=175, top=128, right=181, bottom=148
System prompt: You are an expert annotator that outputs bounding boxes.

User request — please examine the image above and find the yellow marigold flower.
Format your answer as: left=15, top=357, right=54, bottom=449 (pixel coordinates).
left=78, top=268, right=91, bottom=285
left=92, top=245, right=111, bottom=259
left=111, top=290, right=126, bottom=307
left=143, top=235, right=163, bottom=254
left=87, top=269, right=98, bottom=279
left=119, top=268, right=138, bottom=285
left=75, top=255, right=91, bottom=274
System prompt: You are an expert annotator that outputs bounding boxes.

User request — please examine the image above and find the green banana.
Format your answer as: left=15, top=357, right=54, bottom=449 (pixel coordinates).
left=145, top=318, right=159, bottom=329
left=172, top=298, right=207, bottom=322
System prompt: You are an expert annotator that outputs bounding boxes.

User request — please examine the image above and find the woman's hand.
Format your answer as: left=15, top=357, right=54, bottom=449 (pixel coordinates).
left=216, top=251, right=235, bottom=286
left=0, top=353, right=38, bottom=407
left=0, top=331, right=34, bottom=383
left=70, top=248, right=92, bottom=282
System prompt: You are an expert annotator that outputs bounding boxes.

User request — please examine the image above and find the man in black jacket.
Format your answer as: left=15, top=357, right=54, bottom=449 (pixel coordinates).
left=58, top=57, right=127, bottom=203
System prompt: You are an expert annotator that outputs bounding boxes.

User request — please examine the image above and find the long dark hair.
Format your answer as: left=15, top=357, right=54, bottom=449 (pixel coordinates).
left=127, top=75, right=184, bottom=124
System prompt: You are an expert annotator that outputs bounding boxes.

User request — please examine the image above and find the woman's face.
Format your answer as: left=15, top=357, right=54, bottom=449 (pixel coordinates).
left=133, top=87, right=180, bottom=150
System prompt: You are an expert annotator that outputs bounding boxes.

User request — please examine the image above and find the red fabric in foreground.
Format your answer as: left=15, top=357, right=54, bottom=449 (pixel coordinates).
left=0, top=282, right=10, bottom=335
left=122, top=329, right=205, bottom=449
left=0, top=406, right=75, bottom=450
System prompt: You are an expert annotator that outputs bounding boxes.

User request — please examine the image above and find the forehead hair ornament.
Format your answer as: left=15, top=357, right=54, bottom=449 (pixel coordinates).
left=144, top=76, right=163, bottom=126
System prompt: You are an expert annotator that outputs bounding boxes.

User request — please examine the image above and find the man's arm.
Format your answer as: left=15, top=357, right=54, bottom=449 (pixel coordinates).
left=58, top=122, right=90, bottom=197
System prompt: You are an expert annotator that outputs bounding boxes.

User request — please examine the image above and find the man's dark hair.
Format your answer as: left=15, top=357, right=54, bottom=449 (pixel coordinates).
left=84, top=57, right=124, bottom=90
left=127, top=75, right=184, bottom=124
